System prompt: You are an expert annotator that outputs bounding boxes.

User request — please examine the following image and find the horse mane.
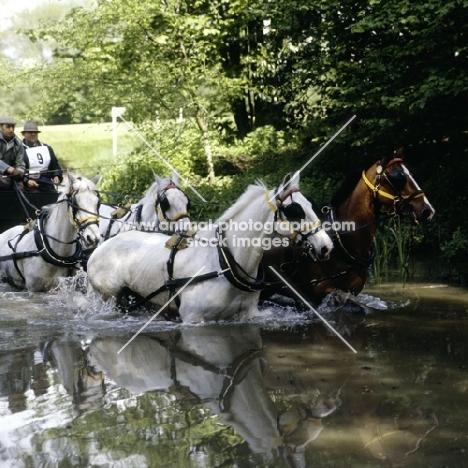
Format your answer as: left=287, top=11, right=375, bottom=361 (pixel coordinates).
left=67, top=174, right=98, bottom=192
left=329, top=168, right=363, bottom=206
left=51, top=174, right=98, bottom=207
left=330, top=154, right=386, bottom=206
left=218, top=182, right=267, bottom=222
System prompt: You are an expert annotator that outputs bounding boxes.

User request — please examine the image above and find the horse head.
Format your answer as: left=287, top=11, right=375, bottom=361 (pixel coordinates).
left=273, top=171, right=334, bottom=260
left=66, top=173, right=102, bottom=249
left=150, top=171, right=191, bottom=232
left=362, top=149, right=435, bottom=225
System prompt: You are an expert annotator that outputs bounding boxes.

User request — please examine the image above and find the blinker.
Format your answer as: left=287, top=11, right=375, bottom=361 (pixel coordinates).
left=387, top=169, right=407, bottom=191
left=280, top=202, right=306, bottom=222
left=158, top=191, right=170, bottom=212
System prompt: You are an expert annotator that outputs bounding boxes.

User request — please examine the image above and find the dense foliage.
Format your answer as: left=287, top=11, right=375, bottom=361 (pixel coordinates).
left=1, top=0, right=467, bottom=271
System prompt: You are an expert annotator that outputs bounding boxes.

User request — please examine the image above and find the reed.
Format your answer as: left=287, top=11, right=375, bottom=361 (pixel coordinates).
left=372, top=217, right=415, bottom=285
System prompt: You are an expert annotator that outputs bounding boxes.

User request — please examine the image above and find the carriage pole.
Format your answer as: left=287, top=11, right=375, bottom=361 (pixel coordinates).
left=116, top=266, right=207, bottom=354
left=268, top=115, right=357, bottom=204
left=298, top=114, right=357, bottom=175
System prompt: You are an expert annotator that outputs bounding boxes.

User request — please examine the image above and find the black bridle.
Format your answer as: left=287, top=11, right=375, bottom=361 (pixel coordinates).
left=155, top=182, right=190, bottom=222
left=362, top=157, right=426, bottom=217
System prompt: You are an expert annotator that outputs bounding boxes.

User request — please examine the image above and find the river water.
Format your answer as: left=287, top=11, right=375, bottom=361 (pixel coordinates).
left=0, top=274, right=467, bottom=468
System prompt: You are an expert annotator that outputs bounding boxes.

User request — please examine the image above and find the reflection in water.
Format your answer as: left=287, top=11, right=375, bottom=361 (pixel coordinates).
left=88, top=326, right=316, bottom=464
left=0, top=350, right=31, bottom=414
left=0, top=283, right=467, bottom=466
left=85, top=325, right=361, bottom=468
left=261, top=313, right=440, bottom=466
left=45, top=340, right=105, bottom=417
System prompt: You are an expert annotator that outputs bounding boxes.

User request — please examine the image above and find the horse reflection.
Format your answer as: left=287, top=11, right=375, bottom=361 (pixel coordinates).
left=44, top=339, right=105, bottom=417
left=87, top=325, right=335, bottom=465
left=0, top=350, right=32, bottom=413
left=0, top=340, right=104, bottom=418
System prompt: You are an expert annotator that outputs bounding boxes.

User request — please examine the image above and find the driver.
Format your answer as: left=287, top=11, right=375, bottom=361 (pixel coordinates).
left=22, top=121, right=63, bottom=192
left=0, top=115, right=25, bottom=190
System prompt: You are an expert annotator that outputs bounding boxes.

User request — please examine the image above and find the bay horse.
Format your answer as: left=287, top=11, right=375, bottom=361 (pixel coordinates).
left=260, top=150, right=435, bottom=307
left=86, top=171, right=334, bottom=322
left=0, top=174, right=101, bottom=292
left=99, top=172, right=190, bottom=240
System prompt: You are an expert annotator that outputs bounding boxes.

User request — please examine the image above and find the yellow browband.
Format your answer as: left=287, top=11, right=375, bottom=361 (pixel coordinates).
left=361, top=171, right=425, bottom=200
left=265, top=190, right=277, bottom=212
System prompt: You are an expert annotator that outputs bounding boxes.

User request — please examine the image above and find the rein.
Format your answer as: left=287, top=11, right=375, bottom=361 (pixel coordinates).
left=216, top=228, right=266, bottom=292
left=321, top=204, right=376, bottom=265
left=12, top=181, right=41, bottom=220
left=102, top=203, right=134, bottom=241
left=155, top=183, right=190, bottom=222
left=34, top=209, right=84, bottom=268
left=125, top=183, right=321, bottom=313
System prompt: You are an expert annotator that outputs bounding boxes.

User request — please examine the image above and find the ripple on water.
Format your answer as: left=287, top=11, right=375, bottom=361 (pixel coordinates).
left=2, top=271, right=421, bottom=342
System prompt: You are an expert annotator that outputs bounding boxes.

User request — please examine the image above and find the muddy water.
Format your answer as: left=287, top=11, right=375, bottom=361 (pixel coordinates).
left=0, top=277, right=467, bottom=468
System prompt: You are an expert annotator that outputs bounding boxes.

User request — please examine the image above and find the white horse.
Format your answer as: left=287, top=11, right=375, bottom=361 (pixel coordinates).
left=87, top=171, right=334, bottom=322
left=0, top=173, right=101, bottom=292
left=99, top=172, right=190, bottom=240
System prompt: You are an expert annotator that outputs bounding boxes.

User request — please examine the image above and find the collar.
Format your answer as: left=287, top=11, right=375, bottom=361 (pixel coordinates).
left=0, top=134, right=21, bottom=146
left=23, top=140, right=43, bottom=148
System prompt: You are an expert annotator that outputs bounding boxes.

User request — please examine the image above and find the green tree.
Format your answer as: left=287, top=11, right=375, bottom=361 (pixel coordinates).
left=256, top=0, right=468, bottom=150
left=25, top=0, right=267, bottom=181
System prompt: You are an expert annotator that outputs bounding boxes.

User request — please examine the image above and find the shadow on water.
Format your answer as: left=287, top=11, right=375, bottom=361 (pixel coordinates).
left=0, top=280, right=467, bottom=467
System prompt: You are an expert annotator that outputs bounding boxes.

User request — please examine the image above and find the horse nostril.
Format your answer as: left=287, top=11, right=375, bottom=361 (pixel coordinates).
left=321, top=245, right=331, bottom=258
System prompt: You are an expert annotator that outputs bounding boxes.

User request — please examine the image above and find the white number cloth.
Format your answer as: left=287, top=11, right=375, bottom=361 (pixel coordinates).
left=26, top=146, right=51, bottom=179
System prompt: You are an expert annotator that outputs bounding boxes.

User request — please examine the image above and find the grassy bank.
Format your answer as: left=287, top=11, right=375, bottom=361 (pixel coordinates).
left=35, top=122, right=140, bottom=178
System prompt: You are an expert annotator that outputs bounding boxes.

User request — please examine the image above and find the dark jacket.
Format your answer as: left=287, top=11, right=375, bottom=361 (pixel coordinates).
left=0, top=133, right=25, bottom=175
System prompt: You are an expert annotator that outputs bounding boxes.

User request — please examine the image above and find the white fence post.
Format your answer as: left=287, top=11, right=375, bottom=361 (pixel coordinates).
left=112, top=107, right=126, bottom=157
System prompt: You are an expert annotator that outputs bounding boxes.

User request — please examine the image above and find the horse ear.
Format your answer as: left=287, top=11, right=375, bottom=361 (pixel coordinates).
left=91, top=173, right=102, bottom=185
left=67, top=173, right=75, bottom=186
left=290, top=170, right=300, bottom=189
left=394, top=147, right=404, bottom=159
left=171, top=170, right=179, bottom=185
left=279, top=171, right=300, bottom=194
left=381, top=147, right=403, bottom=165
left=153, top=171, right=162, bottom=184
left=281, top=173, right=292, bottom=191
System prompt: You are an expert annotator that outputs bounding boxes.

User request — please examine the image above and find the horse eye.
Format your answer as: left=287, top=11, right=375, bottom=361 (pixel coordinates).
left=281, top=202, right=306, bottom=222
left=387, top=169, right=407, bottom=190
